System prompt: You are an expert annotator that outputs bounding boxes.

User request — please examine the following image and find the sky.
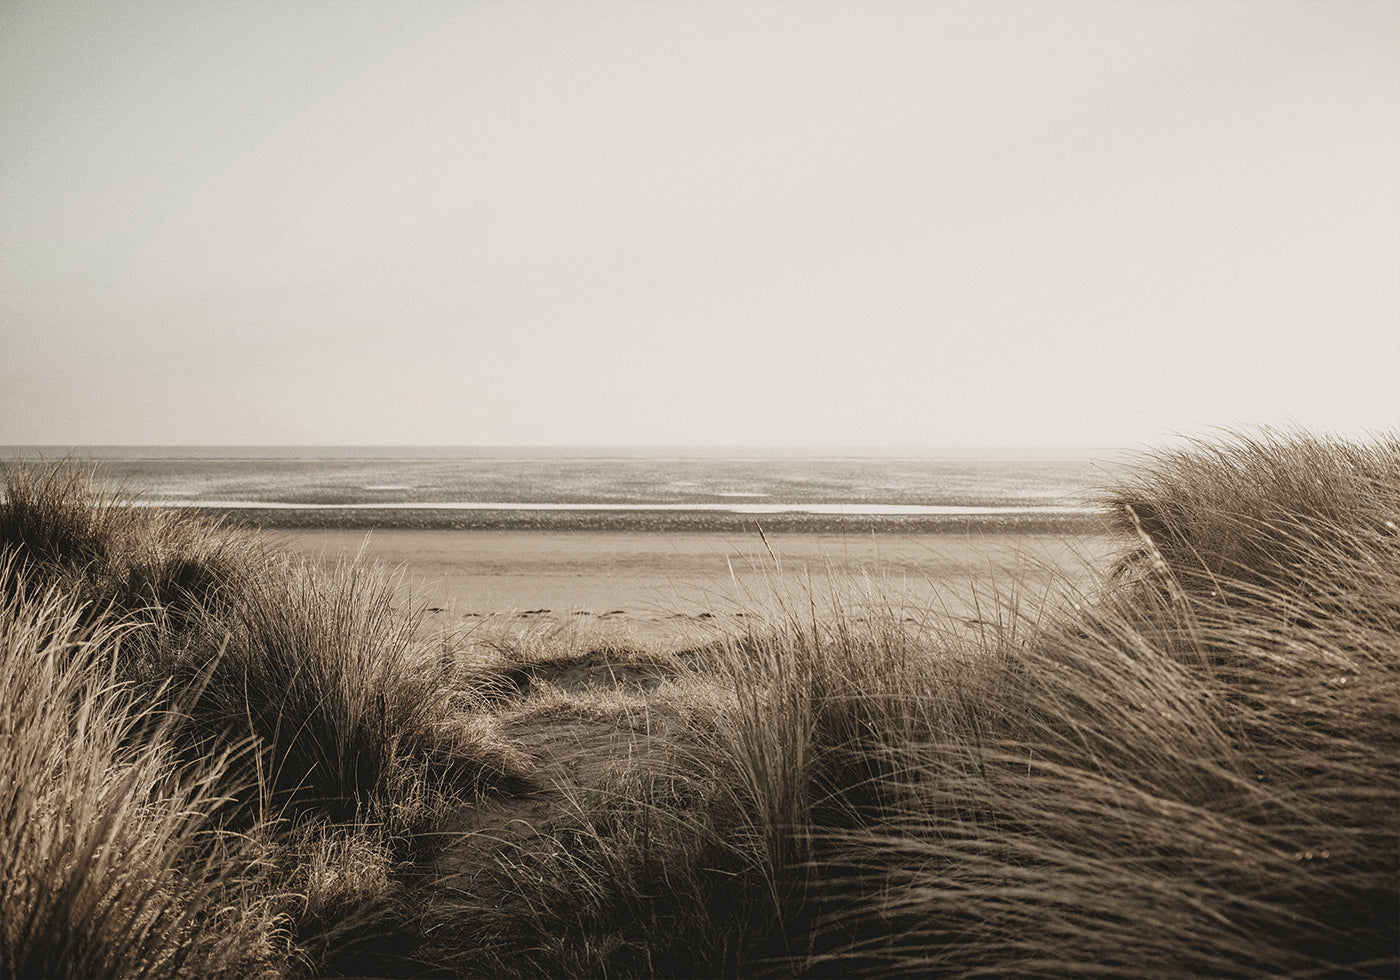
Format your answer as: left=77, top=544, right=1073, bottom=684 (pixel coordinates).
left=2, top=0, right=1397, bottom=448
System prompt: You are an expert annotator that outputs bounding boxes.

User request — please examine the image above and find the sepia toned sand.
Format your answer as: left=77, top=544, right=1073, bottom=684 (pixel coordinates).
left=267, top=527, right=1119, bottom=646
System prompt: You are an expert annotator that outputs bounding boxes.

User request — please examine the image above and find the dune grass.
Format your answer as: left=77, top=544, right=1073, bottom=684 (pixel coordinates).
left=0, top=464, right=528, bottom=976
left=448, top=430, right=1398, bottom=978
left=0, top=556, right=283, bottom=979
left=0, top=465, right=527, bottom=825
left=2, top=430, right=1396, bottom=977
left=737, top=429, right=1399, bottom=978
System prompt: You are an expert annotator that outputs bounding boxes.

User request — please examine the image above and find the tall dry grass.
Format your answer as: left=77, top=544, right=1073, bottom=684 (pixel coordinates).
left=166, top=554, right=513, bottom=822
left=3, top=432, right=1395, bottom=977
left=0, top=464, right=262, bottom=634
left=464, top=430, right=1398, bottom=978
left=0, top=464, right=525, bottom=826
left=0, top=556, right=283, bottom=979
left=776, top=430, right=1398, bottom=978
left=0, top=463, right=527, bottom=977
left=1106, top=428, right=1398, bottom=601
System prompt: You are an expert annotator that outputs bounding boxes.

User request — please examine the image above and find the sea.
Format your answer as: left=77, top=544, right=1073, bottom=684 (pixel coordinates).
left=0, top=446, right=1127, bottom=534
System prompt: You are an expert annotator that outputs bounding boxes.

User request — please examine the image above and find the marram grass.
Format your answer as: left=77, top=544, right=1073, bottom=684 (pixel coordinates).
left=0, top=464, right=527, bottom=826
left=0, top=556, right=282, bottom=979
left=2, top=431, right=1397, bottom=978
left=445, top=430, right=1398, bottom=978
left=0, top=464, right=528, bottom=978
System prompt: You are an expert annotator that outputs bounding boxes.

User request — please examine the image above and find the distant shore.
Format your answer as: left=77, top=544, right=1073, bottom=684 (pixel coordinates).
left=195, top=505, right=1107, bottom=535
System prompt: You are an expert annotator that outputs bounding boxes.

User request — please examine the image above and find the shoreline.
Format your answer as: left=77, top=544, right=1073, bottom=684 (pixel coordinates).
left=210, top=507, right=1107, bottom=536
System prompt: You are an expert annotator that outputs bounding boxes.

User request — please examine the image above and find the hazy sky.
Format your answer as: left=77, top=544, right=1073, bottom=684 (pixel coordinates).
left=2, top=0, right=1397, bottom=447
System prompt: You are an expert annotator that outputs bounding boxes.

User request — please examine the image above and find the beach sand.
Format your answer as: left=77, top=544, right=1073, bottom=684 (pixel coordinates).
left=267, top=527, right=1119, bottom=646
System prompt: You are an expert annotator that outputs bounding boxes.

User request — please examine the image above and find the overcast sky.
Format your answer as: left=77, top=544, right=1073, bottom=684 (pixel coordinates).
left=2, top=0, right=1396, bottom=447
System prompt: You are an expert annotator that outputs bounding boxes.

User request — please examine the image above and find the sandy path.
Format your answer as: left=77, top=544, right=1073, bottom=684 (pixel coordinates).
left=426, top=654, right=685, bottom=915
left=266, top=528, right=1118, bottom=644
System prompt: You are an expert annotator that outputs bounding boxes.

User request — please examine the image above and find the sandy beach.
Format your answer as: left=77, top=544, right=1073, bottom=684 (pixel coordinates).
left=267, top=527, right=1119, bottom=645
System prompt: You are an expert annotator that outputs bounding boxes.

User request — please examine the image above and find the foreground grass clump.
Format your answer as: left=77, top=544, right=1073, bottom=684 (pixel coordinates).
left=777, top=430, right=1398, bottom=978
left=0, top=465, right=527, bottom=977
left=470, top=430, right=1398, bottom=978
left=173, top=554, right=511, bottom=820
left=0, top=465, right=523, bottom=824
left=0, top=557, right=282, bottom=979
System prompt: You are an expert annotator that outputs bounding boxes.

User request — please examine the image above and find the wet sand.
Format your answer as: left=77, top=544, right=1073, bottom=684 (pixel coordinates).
left=267, top=527, right=1119, bottom=645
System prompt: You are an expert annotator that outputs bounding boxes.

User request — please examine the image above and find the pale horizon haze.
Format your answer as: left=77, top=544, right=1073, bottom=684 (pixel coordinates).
left=2, top=0, right=1397, bottom=449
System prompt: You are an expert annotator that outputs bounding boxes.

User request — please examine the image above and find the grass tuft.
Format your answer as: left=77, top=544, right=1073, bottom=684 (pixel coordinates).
left=0, top=556, right=283, bottom=979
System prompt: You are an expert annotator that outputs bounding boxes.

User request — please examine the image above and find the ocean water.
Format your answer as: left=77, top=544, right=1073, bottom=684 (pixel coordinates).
left=0, top=446, right=1126, bottom=532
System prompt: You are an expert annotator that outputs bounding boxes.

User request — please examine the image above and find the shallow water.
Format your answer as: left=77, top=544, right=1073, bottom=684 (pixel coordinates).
left=1, top=446, right=1126, bottom=532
